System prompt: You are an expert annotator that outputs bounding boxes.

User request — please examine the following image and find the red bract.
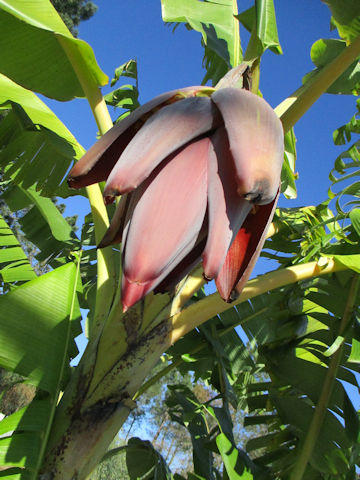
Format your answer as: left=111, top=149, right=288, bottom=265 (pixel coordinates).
left=68, top=86, right=284, bottom=311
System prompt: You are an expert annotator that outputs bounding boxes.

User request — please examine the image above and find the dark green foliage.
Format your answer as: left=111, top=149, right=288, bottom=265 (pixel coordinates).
left=50, top=0, right=98, bottom=37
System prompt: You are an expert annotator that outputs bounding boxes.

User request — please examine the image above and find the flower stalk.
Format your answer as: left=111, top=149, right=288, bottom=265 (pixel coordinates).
left=59, top=37, right=117, bottom=338
left=169, top=259, right=346, bottom=345
left=232, top=0, right=241, bottom=68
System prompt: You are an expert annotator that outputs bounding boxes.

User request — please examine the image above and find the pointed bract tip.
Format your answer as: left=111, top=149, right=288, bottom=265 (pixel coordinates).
left=121, top=275, right=152, bottom=312
left=104, top=195, right=115, bottom=205
left=67, top=177, right=76, bottom=189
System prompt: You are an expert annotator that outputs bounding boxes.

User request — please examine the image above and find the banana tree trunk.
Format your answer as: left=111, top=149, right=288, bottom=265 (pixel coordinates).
left=40, top=304, right=172, bottom=480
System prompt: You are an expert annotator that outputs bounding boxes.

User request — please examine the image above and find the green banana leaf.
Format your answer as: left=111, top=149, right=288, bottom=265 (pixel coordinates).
left=161, top=0, right=241, bottom=85
left=2, top=185, right=80, bottom=264
left=216, top=433, right=253, bottom=480
left=0, top=74, right=84, bottom=198
left=0, top=0, right=108, bottom=100
left=0, top=262, right=81, bottom=477
left=323, top=0, right=360, bottom=42
left=236, top=270, right=360, bottom=477
left=237, top=0, right=282, bottom=61
left=0, top=214, right=36, bottom=283
left=303, top=39, right=360, bottom=95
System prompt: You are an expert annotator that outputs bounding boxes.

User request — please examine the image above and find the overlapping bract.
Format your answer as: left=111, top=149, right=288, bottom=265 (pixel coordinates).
left=68, top=86, right=284, bottom=311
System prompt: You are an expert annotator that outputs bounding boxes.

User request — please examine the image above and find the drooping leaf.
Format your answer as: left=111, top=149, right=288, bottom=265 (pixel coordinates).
left=303, top=39, right=360, bottom=95
left=323, top=0, right=360, bottom=42
left=161, top=0, right=242, bottom=85
left=0, top=262, right=80, bottom=392
left=0, top=214, right=36, bottom=283
left=237, top=0, right=282, bottom=61
left=125, top=437, right=173, bottom=480
left=0, top=75, right=83, bottom=145
left=0, top=0, right=107, bottom=100
left=2, top=185, right=80, bottom=264
left=0, top=74, right=84, bottom=197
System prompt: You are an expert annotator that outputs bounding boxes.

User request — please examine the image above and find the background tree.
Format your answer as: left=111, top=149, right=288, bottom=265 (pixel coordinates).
left=50, top=0, right=97, bottom=37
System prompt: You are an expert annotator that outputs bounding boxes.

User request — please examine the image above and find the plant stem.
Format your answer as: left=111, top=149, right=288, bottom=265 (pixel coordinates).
left=169, top=266, right=205, bottom=316
left=134, top=307, right=267, bottom=400
left=59, top=37, right=117, bottom=339
left=289, top=273, right=360, bottom=480
left=249, top=58, right=260, bottom=94
left=169, top=259, right=346, bottom=345
left=276, top=34, right=360, bottom=133
left=57, top=37, right=113, bottom=135
left=232, top=0, right=241, bottom=67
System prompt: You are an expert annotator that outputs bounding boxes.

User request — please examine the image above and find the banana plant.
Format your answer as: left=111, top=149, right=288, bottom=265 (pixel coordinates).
left=0, top=0, right=359, bottom=479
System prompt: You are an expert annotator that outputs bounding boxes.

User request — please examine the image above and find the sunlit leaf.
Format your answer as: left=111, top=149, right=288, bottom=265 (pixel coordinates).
left=0, top=262, right=80, bottom=392
left=350, top=208, right=360, bottom=236
left=161, top=0, right=241, bottom=85
left=0, top=74, right=84, bottom=197
left=216, top=433, right=253, bottom=480
left=328, top=253, right=360, bottom=272
left=0, top=0, right=108, bottom=100
left=303, top=39, right=360, bottom=95
left=0, top=261, right=81, bottom=475
left=281, top=128, right=297, bottom=198
left=0, top=214, right=36, bottom=283
left=237, top=0, right=282, bottom=61
left=323, top=0, right=360, bottom=42
left=349, top=337, right=360, bottom=362
left=110, top=59, right=138, bottom=86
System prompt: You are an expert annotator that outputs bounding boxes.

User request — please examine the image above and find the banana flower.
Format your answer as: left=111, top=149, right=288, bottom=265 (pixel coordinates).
left=69, top=86, right=284, bottom=311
